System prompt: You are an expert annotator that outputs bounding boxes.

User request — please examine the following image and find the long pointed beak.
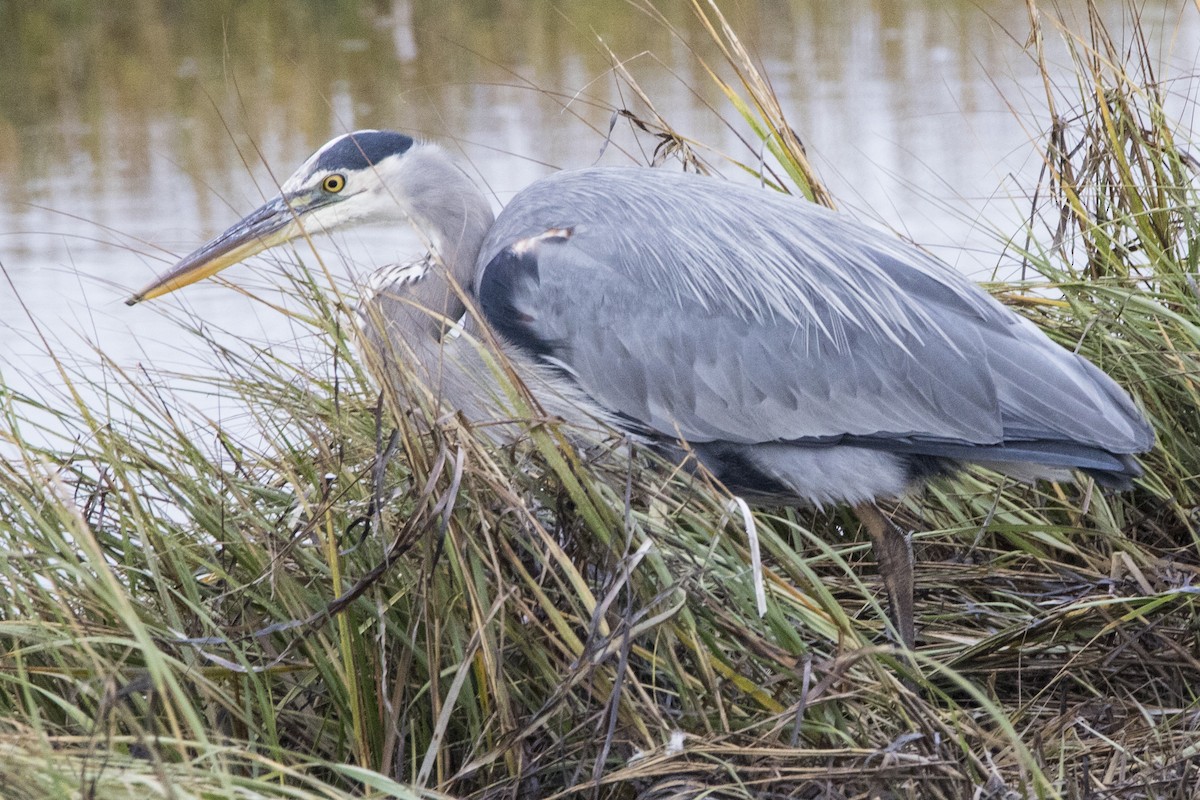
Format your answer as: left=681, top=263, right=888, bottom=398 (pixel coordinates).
left=126, top=196, right=302, bottom=306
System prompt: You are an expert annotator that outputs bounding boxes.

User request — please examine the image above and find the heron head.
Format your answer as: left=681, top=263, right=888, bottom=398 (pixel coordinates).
left=126, top=130, right=417, bottom=305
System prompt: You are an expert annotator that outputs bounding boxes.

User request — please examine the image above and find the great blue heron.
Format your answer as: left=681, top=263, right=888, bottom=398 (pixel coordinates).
left=127, top=130, right=1154, bottom=649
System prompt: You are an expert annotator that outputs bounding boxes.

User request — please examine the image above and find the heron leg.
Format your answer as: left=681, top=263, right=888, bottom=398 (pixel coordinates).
left=853, top=502, right=915, bottom=650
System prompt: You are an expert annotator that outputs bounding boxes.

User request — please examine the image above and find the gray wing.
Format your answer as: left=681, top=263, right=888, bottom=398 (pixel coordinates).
left=476, top=167, right=1152, bottom=454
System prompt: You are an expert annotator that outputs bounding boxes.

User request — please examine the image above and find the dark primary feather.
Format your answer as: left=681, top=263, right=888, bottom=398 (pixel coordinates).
left=476, top=167, right=1152, bottom=486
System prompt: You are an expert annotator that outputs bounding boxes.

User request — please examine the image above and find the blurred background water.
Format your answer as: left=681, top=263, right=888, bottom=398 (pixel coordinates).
left=1, top=0, right=1196, bottom=429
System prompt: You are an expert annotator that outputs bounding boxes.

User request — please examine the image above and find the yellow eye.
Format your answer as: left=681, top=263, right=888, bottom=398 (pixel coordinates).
left=322, top=174, right=346, bottom=193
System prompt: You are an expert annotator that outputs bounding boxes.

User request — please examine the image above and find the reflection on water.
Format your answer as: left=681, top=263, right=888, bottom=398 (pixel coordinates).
left=0, top=0, right=1196, bottom=416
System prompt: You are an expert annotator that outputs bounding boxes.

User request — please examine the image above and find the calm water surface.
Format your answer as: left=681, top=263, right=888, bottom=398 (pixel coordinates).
left=1, top=0, right=1197, bottom=427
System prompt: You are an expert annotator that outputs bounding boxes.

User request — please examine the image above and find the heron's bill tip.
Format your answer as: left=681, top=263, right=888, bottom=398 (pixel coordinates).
left=125, top=252, right=243, bottom=305
left=125, top=203, right=299, bottom=305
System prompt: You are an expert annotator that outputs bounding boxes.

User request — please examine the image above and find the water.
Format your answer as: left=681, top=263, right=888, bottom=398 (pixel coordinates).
left=1, top=0, right=1197, bottom=430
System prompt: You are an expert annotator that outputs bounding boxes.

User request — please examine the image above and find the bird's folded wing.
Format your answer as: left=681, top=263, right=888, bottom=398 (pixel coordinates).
left=477, top=168, right=1151, bottom=452
left=480, top=227, right=1010, bottom=445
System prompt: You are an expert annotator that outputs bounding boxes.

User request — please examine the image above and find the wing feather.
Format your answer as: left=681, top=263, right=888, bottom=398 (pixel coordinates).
left=476, top=167, right=1153, bottom=455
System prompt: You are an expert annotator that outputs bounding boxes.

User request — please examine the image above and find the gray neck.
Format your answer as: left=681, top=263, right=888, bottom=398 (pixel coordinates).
left=397, top=143, right=495, bottom=326
left=358, top=144, right=614, bottom=440
left=358, top=143, right=498, bottom=419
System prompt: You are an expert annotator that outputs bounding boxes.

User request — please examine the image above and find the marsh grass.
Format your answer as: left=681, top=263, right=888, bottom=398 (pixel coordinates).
left=2, top=1, right=1199, bottom=798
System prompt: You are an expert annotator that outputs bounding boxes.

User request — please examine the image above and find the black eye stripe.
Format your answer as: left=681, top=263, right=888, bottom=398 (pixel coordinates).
left=314, top=131, right=414, bottom=172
